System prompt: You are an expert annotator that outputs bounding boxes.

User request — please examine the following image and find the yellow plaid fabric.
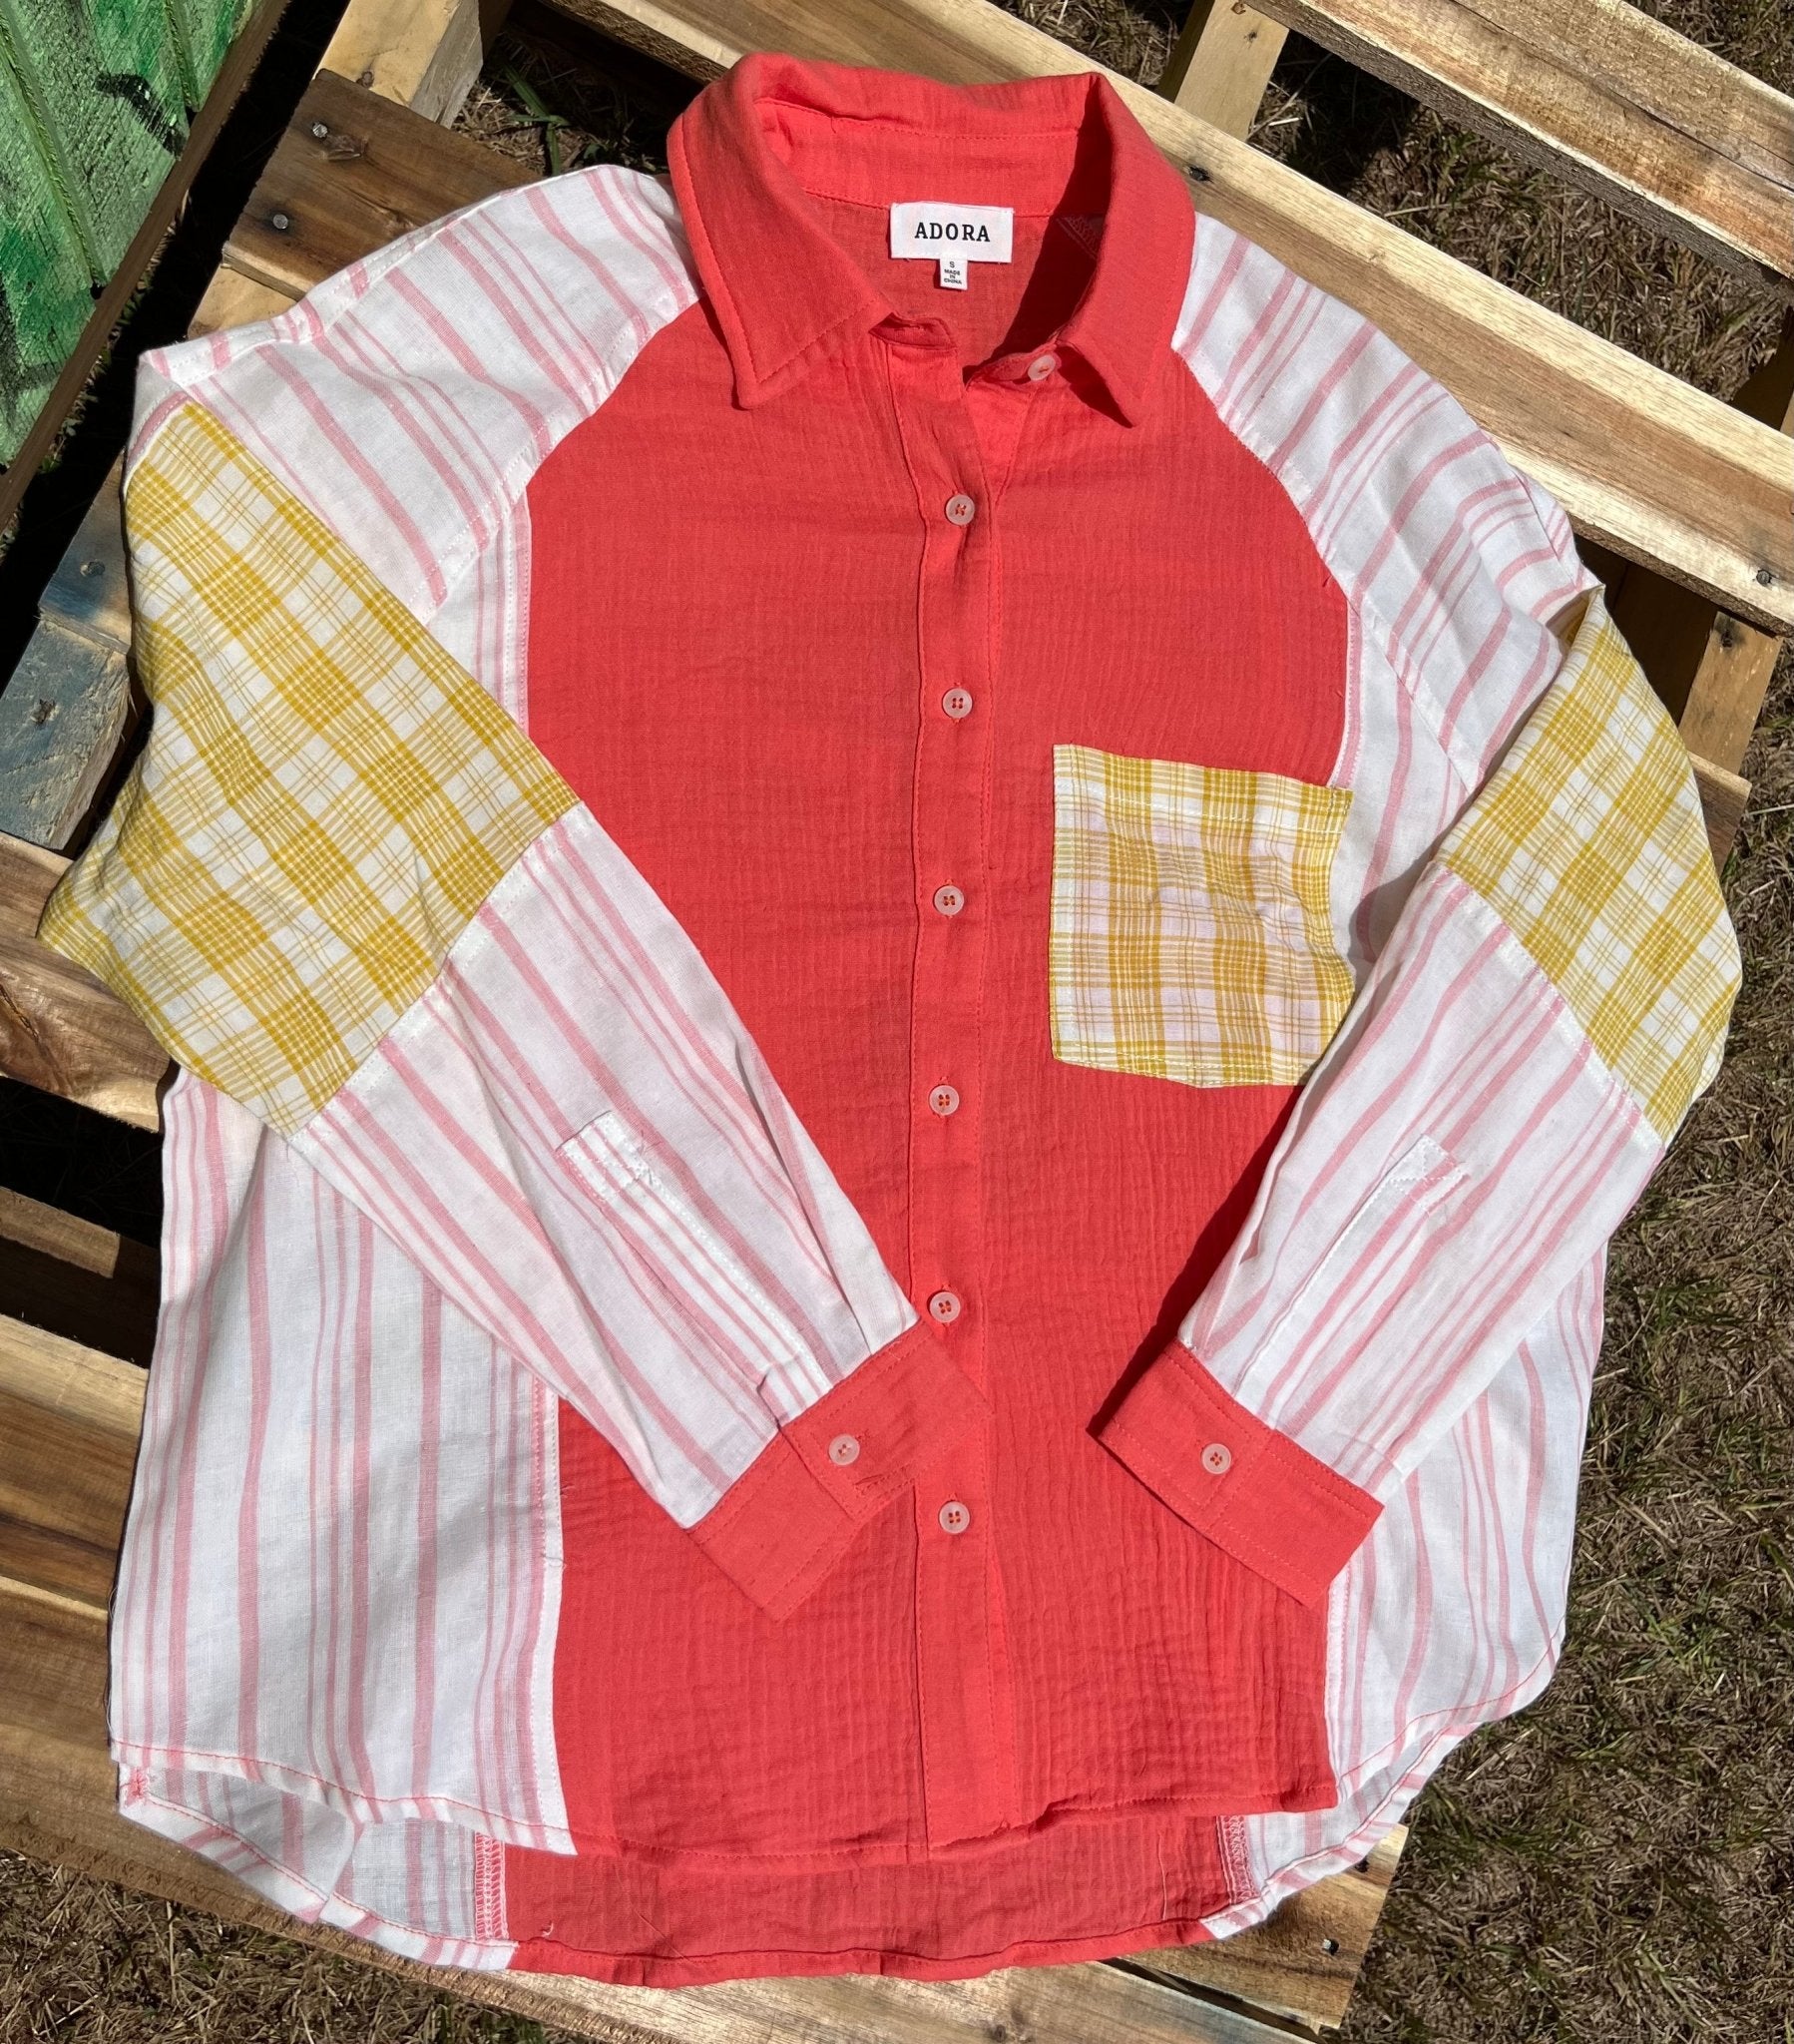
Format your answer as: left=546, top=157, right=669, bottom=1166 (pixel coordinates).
left=1442, top=590, right=1739, bottom=1143
left=40, top=401, right=576, bottom=1136
left=1050, top=744, right=1355, bottom=1089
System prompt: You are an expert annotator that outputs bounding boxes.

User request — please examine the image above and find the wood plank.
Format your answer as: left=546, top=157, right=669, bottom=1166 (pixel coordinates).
left=322, top=0, right=510, bottom=126
left=0, top=613, right=135, bottom=854
left=1251, top=0, right=1794, bottom=291
left=0, top=0, right=291, bottom=532
left=224, top=66, right=535, bottom=301
left=0, top=1319, right=142, bottom=1617
left=1134, top=1827, right=1403, bottom=2030
left=541, top=0, right=1794, bottom=634
left=188, top=264, right=297, bottom=336
left=0, top=831, right=168, bottom=1130
left=0, top=1186, right=159, bottom=1368
left=0, top=452, right=134, bottom=853
left=1157, top=1, right=1287, bottom=141
left=1637, top=317, right=1794, bottom=776
left=0, top=0, right=188, bottom=284
left=1690, top=753, right=1750, bottom=867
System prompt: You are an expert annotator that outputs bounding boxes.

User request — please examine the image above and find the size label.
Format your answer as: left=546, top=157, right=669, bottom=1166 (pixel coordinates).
left=889, top=202, right=1015, bottom=265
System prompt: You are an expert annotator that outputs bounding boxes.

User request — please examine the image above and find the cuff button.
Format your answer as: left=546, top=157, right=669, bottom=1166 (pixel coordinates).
left=1201, top=1441, right=1233, bottom=1476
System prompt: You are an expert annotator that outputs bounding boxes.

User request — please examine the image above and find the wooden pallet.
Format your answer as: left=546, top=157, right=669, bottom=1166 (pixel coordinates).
left=2, top=0, right=1791, bottom=2034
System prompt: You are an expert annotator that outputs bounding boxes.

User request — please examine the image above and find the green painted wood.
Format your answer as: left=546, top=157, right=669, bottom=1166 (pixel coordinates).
left=0, top=0, right=188, bottom=285
left=162, top=0, right=255, bottom=109
left=0, top=53, right=94, bottom=467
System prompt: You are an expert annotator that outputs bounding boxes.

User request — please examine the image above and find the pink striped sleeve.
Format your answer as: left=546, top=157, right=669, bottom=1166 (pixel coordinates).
left=1095, top=221, right=1739, bottom=1608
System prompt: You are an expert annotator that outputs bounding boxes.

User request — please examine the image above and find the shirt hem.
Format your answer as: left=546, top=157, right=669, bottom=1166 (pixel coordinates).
left=504, top=1908, right=1221, bottom=1986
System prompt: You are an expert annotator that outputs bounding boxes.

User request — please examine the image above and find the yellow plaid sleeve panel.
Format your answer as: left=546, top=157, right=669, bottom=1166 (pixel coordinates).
left=1097, top=585, right=1741, bottom=1610
left=1439, top=593, right=1737, bottom=1145
left=1051, top=746, right=1354, bottom=1090
left=38, top=396, right=982, bottom=1620
left=39, top=400, right=577, bottom=1136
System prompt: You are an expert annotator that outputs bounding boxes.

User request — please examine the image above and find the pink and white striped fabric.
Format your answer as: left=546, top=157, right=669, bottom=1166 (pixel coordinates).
left=69, top=55, right=1737, bottom=1983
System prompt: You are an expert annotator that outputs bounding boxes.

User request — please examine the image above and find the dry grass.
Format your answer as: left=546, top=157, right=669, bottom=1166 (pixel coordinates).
left=3, top=1, right=1791, bottom=2039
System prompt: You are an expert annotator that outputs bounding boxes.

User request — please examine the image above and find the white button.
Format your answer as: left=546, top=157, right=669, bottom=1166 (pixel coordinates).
left=1201, top=1441, right=1232, bottom=1476
left=929, top=1084, right=960, bottom=1117
left=938, top=1499, right=972, bottom=1535
left=828, top=1433, right=860, bottom=1466
left=928, top=1289, right=963, bottom=1323
left=1027, top=352, right=1058, bottom=381
left=944, top=492, right=976, bottom=526
left=932, top=883, right=965, bottom=916
left=941, top=688, right=974, bottom=720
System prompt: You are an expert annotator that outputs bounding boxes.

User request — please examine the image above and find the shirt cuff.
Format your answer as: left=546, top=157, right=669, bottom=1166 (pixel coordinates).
left=688, top=1321, right=990, bottom=1620
left=1095, top=1342, right=1381, bottom=1608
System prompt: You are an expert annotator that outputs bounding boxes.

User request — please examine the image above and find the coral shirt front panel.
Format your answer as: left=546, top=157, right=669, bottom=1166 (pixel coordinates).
left=507, top=57, right=1345, bottom=1960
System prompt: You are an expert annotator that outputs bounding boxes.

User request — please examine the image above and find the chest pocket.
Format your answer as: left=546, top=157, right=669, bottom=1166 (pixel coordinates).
left=1050, top=743, right=1354, bottom=1089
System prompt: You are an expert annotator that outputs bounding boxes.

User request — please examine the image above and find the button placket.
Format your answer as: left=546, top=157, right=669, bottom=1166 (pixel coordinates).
left=881, top=337, right=1017, bottom=1849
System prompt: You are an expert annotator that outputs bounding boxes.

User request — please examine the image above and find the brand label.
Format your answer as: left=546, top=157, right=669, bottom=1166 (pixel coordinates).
left=889, top=202, right=1015, bottom=266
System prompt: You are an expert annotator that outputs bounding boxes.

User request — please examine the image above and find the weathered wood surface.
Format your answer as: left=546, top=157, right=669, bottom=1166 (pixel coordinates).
left=0, top=0, right=292, bottom=529
left=0, top=456, right=134, bottom=852
left=0, top=0, right=188, bottom=287
left=322, top=0, right=503, bottom=126
left=0, top=1186, right=159, bottom=1368
left=0, top=1326, right=1400, bottom=2038
left=224, top=66, right=534, bottom=300
left=1253, top=0, right=1794, bottom=292
left=1140, top=1825, right=1402, bottom=2030
left=544, top=0, right=1794, bottom=635
left=0, top=831, right=167, bottom=1130
left=1620, top=312, right=1794, bottom=782
left=0, top=1319, right=142, bottom=1618
left=188, top=262, right=300, bottom=336
left=1157, top=0, right=1287, bottom=142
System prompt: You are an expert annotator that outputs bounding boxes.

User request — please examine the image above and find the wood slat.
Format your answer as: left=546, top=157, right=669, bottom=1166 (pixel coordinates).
left=1254, top=0, right=1794, bottom=292
left=0, top=455, right=135, bottom=853
left=0, top=831, right=168, bottom=1129
left=0, top=1320, right=142, bottom=1619
left=1625, top=315, right=1794, bottom=778
left=0, top=1330, right=1390, bottom=2037
left=1157, top=1, right=1287, bottom=142
left=321, top=0, right=503, bottom=126
left=1134, top=1825, right=1403, bottom=2031
left=224, top=65, right=534, bottom=301
left=0, top=1186, right=160, bottom=1368
left=541, top=0, right=1794, bottom=634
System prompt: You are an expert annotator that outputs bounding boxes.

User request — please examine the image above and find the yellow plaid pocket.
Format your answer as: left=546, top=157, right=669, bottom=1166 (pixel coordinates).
left=1442, top=590, right=1739, bottom=1142
left=1050, top=745, right=1354, bottom=1089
